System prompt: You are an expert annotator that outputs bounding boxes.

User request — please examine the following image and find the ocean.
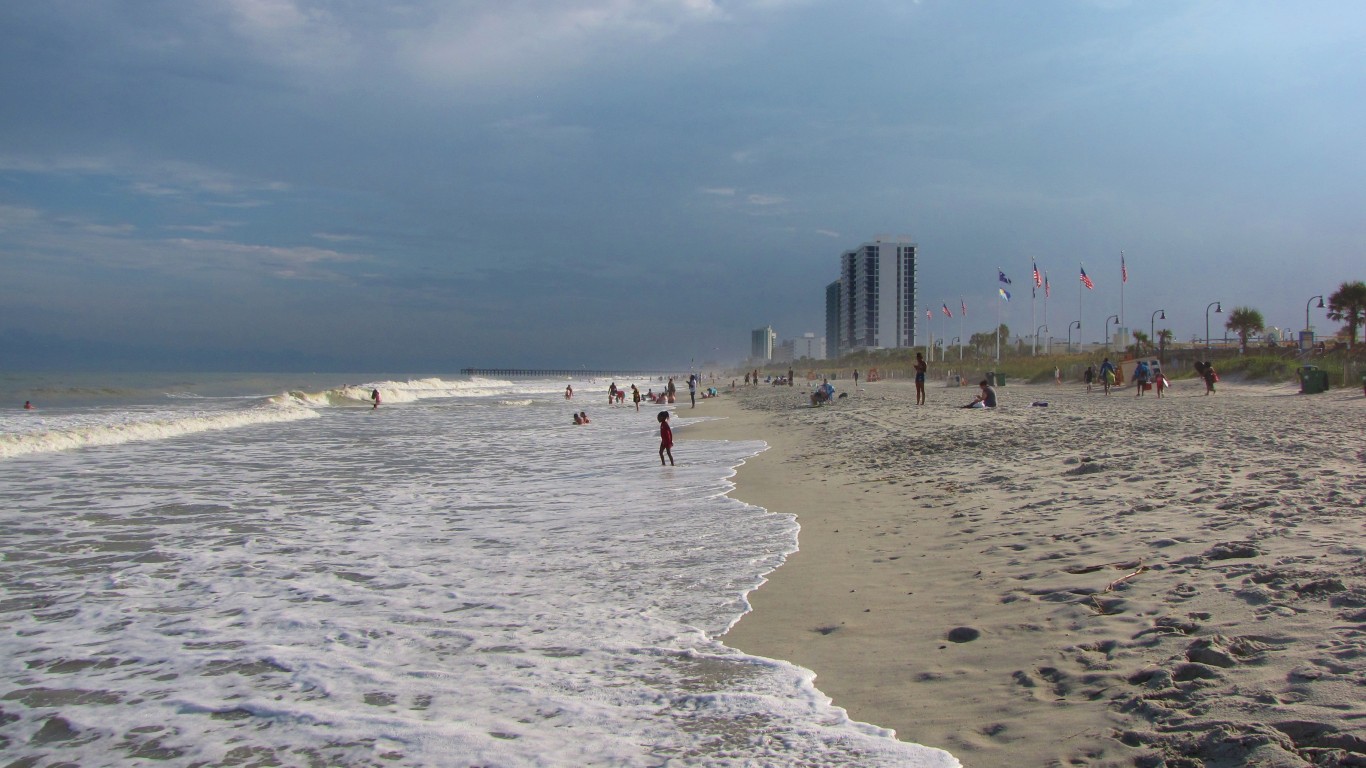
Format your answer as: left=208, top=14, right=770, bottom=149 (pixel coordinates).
left=0, top=372, right=957, bottom=767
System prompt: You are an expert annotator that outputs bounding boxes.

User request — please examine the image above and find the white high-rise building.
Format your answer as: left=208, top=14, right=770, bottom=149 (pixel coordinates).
left=838, top=239, right=917, bottom=353
left=750, top=326, right=776, bottom=361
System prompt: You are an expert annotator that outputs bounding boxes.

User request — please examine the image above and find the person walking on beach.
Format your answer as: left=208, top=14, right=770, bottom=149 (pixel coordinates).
left=657, top=411, right=674, bottom=466
left=853, top=369, right=860, bottom=388
left=913, top=352, right=927, bottom=405
left=688, top=375, right=697, bottom=408
left=631, top=384, right=641, bottom=412
left=1099, top=358, right=1116, bottom=396
left=370, top=389, right=381, bottom=409
left=1084, top=365, right=1095, bottom=393
left=1197, top=361, right=1218, bottom=395
left=1133, top=359, right=1151, bottom=397
left=1054, top=366, right=1062, bottom=385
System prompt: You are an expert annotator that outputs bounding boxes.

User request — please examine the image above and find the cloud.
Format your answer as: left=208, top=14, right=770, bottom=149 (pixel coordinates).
left=746, top=193, right=786, bottom=206
left=815, top=229, right=841, bottom=238
left=0, top=205, right=42, bottom=232
left=701, top=187, right=736, bottom=196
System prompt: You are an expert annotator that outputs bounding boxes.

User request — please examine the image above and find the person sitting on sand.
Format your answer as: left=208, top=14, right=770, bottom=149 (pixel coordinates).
left=962, top=380, right=997, bottom=409
left=810, top=379, right=835, bottom=406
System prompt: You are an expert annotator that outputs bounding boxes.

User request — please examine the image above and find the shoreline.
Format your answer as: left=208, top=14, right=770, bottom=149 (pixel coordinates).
left=683, top=378, right=1365, bottom=768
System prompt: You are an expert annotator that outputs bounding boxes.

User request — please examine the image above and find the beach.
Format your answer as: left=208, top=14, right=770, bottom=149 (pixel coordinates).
left=688, top=376, right=1365, bottom=768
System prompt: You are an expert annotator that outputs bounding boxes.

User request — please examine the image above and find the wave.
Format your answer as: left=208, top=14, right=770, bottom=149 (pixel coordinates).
left=0, top=403, right=320, bottom=460
left=275, top=376, right=523, bottom=408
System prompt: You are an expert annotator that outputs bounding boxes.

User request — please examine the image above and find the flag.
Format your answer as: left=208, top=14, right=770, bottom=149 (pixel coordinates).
left=998, top=269, right=1012, bottom=285
left=1080, top=266, right=1094, bottom=290
left=999, top=287, right=1011, bottom=302
left=941, top=303, right=952, bottom=318
left=1121, top=252, right=1128, bottom=284
left=1044, top=272, right=1051, bottom=298
left=1032, top=261, right=1042, bottom=287
left=927, top=308, right=932, bottom=321
left=961, top=297, right=967, bottom=317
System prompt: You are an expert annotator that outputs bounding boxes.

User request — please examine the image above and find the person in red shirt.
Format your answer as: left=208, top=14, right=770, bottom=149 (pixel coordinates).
left=657, top=411, right=674, bottom=466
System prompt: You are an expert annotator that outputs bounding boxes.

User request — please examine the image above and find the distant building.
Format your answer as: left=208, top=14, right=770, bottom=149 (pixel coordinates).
left=773, top=339, right=796, bottom=363
left=750, top=326, right=776, bottom=361
left=825, top=281, right=841, bottom=360
left=799, top=332, right=825, bottom=361
left=838, top=238, right=917, bottom=353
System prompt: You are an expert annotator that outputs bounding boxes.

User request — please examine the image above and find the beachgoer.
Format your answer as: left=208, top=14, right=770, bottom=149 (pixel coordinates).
left=609, top=382, right=618, bottom=405
left=688, top=375, right=697, bottom=408
left=1200, top=361, right=1218, bottom=395
left=631, top=384, right=641, bottom=412
left=914, top=352, right=927, bottom=405
left=657, top=411, right=674, bottom=466
left=853, top=369, right=860, bottom=388
left=744, top=372, right=750, bottom=386
left=370, top=389, right=381, bottom=409
left=1133, top=360, right=1151, bottom=398
left=1054, top=366, right=1061, bottom=385
left=962, top=379, right=998, bottom=409
left=565, top=384, right=573, bottom=400
left=1099, top=358, right=1116, bottom=396
left=1155, top=370, right=1169, bottom=398
left=667, top=377, right=676, bottom=402
left=23, top=401, right=33, bottom=410
left=573, top=412, right=582, bottom=425
left=579, top=411, right=590, bottom=424
left=1084, top=365, right=1095, bottom=393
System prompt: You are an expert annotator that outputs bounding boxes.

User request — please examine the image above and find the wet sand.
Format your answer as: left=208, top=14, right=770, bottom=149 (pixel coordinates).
left=684, top=376, right=1366, bottom=768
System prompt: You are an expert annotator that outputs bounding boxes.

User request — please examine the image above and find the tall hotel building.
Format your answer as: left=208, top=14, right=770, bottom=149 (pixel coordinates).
left=833, top=239, right=918, bottom=353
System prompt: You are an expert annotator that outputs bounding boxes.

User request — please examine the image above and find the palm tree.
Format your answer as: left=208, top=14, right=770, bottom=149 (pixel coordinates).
left=1327, top=280, right=1366, bottom=349
left=1225, top=307, right=1264, bottom=353
left=1157, top=328, right=1174, bottom=360
left=1131, top=330, right=1151, bottom=355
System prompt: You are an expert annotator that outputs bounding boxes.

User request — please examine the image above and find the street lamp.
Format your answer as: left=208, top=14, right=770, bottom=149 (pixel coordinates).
left=1305, top=294, right=1324, bottom=337
left=1150, top=309, right=1166, bottom=358
left=1067, top=320, right=1081, bottom=354
left=950, top=337, right=961, bottom=361
left=1035, top=325, right=1048, bottom=356
left=1105, top=315, right=1119, bottom=354
left=1205, top=301, right=1222, bottom=351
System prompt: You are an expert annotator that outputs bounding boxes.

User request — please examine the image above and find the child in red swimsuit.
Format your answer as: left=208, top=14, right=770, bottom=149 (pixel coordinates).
left=657, top=411, right=674, bottom=466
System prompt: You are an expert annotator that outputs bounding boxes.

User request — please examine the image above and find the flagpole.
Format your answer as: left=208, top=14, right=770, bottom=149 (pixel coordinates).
left=959, top=302, right=964, bottom=361
left=1044, top=271, right=1050, bottom=355
left=1079, top=262, right=1084, bottom=352
left=1031, top=280, right=1037, bottom=356
left=995, top=294, right=1001, bottom=364
left=1119, top=250, right=1125, bottom=342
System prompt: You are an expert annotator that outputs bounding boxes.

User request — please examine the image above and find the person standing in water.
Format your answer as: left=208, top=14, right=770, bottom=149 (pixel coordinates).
left=657, top=411, right=674, bottom=466
left=370, top=389, right=381, bottom=409
left=631, top=384, right=641, bottom=412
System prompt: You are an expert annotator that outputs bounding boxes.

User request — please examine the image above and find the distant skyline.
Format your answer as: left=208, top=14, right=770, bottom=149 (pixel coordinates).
left=2, top=1, right=1363, bottom=370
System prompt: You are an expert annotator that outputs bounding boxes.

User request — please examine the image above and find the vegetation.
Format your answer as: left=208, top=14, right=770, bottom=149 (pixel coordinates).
left=1327, top=280, right=1366, bottom=347
left=1224, top=306, right=1264, bottom=353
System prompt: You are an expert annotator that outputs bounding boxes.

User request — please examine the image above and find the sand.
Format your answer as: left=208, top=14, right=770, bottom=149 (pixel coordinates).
left=682, top=375, right=1366, bottom=768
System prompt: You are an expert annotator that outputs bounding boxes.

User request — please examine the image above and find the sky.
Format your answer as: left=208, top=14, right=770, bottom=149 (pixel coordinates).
left=2, top=0, right=1364, bottom=371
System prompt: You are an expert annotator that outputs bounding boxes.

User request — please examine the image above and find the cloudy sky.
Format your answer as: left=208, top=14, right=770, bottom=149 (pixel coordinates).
left=2, top=1, right=1363, bottom=371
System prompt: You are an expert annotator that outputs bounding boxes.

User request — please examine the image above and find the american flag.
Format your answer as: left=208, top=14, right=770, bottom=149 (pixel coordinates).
left=998, top=269, right=1012, bottom=285
left=1121, top=252, right=1128, bottom=284
left=942, top=303, right=952, bottom=318
left=1080, top=266, right=1094, bottom=290
left=961, top=297, right=967, bottom=317
left=1032, top=261, right=1042, bottom=287
left=1044, top=272, right=1051, bottom=298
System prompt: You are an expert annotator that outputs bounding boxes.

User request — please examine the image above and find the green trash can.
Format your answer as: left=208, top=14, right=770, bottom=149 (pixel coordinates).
left=1298, top=366, right=1328, bottom=395
left=994, top=372, right=1006, bottom=386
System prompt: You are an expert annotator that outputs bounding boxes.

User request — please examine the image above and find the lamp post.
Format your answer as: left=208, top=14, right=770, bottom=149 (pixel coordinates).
left=950, top=337, right=961, bottom=362
left=1035, top=325, right=1048, bottom=356
left=1067, top=320, right=1081, bottom=354
left=1150, top=309, right=1166, bottom=358
left=1105, top=314, right=1119, bottom=354
left=1305, top=294, right=1324, bottom=337
left=1205, top=301, right=1222, bottom=351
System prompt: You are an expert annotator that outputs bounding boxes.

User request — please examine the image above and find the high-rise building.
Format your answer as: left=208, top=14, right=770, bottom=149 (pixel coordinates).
left=838, top=239, right=917, bottom=352
left=825, top=281, right=841, bottom=360
left=750, top=326, right=776, bottom=361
